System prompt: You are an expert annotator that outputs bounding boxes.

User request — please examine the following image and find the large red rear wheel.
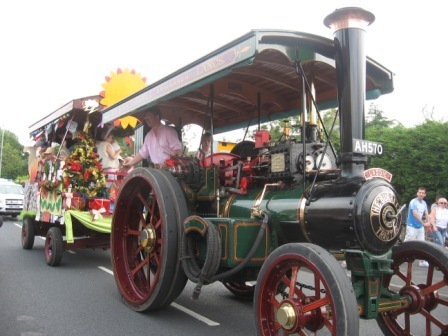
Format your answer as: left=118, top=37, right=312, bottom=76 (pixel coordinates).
left=377, top=240, right=448, bottom=335
left=254, top=243, right=359, bottom=335
left=111, top=168, right=188, bottom=311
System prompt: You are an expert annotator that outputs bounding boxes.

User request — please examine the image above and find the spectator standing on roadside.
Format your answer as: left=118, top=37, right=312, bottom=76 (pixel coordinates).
left=431, top=194, right=443, bottom=213
left=430, top=197, right=448, bottom=249
left=404, top=187, right=432, bottom=266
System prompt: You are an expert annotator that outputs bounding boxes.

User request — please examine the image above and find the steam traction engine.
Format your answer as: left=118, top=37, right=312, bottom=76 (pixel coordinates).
left=106, top=7, right=448, bottom=335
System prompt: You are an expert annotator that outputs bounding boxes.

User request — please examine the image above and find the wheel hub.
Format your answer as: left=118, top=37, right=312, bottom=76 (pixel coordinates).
left=277, top=302, right=297, bottom=330
left=399, top=285, right=426, bottom=314
left=276, top=297, right=325, bottom=333
left=140, top=226, right=156, bottom=253
left=400, top=284, right=439, bottom=314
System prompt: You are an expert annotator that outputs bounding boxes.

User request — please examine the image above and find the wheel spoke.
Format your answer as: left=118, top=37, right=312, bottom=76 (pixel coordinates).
left=438, top=297, right=448, bottom=306
left=425, top=265, right=434, bottom=284
left=134, top=245, right=144, bottom=255
left=405, top=262, right=414, bottom=285
left=289, top=267, right=298, bottom=297
left=270, top=295, right=281, bottom=308
left=281, top=274, right=306, bottom=299
left=421, top=278, right=448, bottom=295
left=420, top=308, right=445, bottom=330
left=137, top=191, right=151, bottom=211
left=404, top=312, right=411, bottom=333
left=130, top=255, right=149, bottom=278
left=323, top=316, right=334, bottom=332
left=153, top=217, right=162, bottom=230
left=303, top=297, right=330, bottom=313
left=127, top=229, right=141, bottom=236
left=314, top=274, right=321, bottom=299
left=150, top=250, right=160, bottom=268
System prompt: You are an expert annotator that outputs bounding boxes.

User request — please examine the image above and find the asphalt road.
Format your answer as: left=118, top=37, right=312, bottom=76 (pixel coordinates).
left=1, top=217, right=444, bottom=336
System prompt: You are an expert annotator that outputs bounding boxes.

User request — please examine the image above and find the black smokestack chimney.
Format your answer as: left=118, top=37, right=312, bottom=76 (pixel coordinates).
left=324, top=7, right=375, bottom=178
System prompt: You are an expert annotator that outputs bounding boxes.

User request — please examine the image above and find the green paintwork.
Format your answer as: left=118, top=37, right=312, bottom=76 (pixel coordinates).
left=344, top=249, right=395, bottom=319
left=192, top=217, right=270, bottom=268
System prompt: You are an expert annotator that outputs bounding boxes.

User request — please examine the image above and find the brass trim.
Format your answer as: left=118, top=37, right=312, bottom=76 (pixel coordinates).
left=197, top=167, right=218, bottom=201
left=217, top=223, right=228, bottom=261
left=277, top=302, right=297, bottom=330
left=297, top=197, right=312, bottom=243
left=222, top=193, right=236, bottom=218
left=233, top=221, right=269, bottom=262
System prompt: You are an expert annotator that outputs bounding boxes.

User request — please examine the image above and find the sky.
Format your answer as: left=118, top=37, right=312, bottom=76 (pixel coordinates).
left=1, top=0, right=446, bottom=146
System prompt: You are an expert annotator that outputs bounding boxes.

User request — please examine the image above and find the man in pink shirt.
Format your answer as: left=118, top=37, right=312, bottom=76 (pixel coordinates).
left=122, top=107, right=182, bottom=169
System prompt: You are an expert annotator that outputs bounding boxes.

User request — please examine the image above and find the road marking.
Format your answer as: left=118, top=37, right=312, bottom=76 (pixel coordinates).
left=171, top=302, right=220, bottom=326
left=97, top=266, right=220, bottom=326
left=98, top=266, right=113, bottom=275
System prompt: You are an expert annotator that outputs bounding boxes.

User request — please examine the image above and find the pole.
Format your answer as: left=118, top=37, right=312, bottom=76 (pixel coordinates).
left=0, top=127, right=4, bottom=178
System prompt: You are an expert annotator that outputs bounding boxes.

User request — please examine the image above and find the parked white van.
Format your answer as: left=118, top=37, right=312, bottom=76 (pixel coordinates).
left=0, top=179, right=24, bottom=223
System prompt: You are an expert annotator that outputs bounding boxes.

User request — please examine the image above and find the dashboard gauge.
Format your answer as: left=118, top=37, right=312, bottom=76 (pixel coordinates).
left=315, top=153, right=333, bottom=170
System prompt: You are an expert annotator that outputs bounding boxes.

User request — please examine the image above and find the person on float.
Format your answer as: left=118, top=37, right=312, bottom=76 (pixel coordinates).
left=122, top=107, right=182, bottom=170
left=96, top=128, right=122, bottom=185
left=197, top=131, right=212, bottom=161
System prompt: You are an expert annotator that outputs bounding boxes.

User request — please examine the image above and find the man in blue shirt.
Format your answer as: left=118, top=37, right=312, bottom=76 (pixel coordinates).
left=404, top=187, right=431, bottom=266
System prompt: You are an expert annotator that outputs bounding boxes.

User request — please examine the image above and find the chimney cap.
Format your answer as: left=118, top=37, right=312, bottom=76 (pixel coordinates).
left=324, top=7, right=375, bottom=32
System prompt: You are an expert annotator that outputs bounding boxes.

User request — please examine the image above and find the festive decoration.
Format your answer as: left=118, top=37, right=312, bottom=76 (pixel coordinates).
left=100, top=68, right=146, bottom=129
left=91, top=207, right=106, bottom=221
left=38, top=156, right=62, bottom=193
left=63, top=188, right=74, bottom=210
left=70, top=197, right=86, bottom=211
left=88, top=198, right=110, bottom=213
left=63, top=131, right=107, bottom=198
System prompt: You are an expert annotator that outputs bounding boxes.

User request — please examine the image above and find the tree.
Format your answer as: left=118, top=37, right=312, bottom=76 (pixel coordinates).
left=0, top=128, right=28, bottom=180
left=366, top=103, right=394, bottom=128
left=367, top=120, right=448, bottom=204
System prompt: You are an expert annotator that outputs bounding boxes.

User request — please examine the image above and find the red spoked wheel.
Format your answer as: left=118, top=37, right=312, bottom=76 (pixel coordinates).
left=111, top=168, right=188, bottom=311
left=254, top=243, right=359, bottom=335
left=377, top=241, right=448, bottom=335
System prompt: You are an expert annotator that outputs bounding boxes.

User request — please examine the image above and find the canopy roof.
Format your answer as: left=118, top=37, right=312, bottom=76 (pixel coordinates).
left=28, top=95, right=104, bottom=140
left=102, top=30, right=393, bottom=134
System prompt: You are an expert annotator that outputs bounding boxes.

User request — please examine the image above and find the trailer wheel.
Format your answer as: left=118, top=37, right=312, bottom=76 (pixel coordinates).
left=45, top=227, right=64, bottom=266
left=112, top=168, right=188, bottom=311
left=377, top=241, right=448, bottom=336
left=254, top=243, right=359, bottom=335
left=21, top=217, right=35, bottom=249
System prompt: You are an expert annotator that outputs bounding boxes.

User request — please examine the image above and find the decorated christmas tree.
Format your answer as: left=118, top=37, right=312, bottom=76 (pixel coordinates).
left=63, top=131, right=106, bottom=198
